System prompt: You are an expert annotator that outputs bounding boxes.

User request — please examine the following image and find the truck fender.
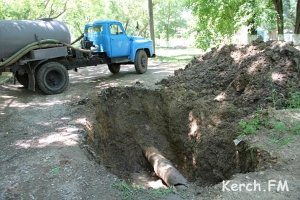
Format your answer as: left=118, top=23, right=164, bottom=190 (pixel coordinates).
left=130, top=47, right=150, bottom=62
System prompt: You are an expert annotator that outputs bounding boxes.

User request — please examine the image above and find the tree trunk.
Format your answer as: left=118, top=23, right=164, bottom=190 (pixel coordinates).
left=295, top=0, right=300, bottom=34
left=148, top=0, right=155, bottom=53
left=272, top=0, right=284, bottom=38
left=166, top=1, right=171, bottom=43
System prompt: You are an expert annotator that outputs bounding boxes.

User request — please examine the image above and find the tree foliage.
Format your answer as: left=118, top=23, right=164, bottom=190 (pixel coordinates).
left=186, top=0, right=277, bottom=49
left=0, top=0, right=188, bottom=40
left=154, top=0, right=187, bottom=41
left=106, top=0, right=149, bottom=36
left=0, top=0, right=68, bottom=20
left=1, top=0, right=299, bottom=49
left=235, top=0, right=277, bottom=32
left=64, top=0, right=106, bottom=35
left=284, top=0, right=297, bottom=31
left=186, top=0, right=239, bottom=49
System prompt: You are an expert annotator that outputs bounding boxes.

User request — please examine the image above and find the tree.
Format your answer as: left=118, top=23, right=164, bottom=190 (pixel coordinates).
left=154, top=0, right=187, bottom=42
left=148, top=0, right=155, bottom=53
left=0, top=0, right=191, bottom=43
left=284, top=0, right=294, bottom=31
left=235, top=0, right=277, bottom=33
left=64, top=0, right=106, bottom=36
left=295, top=0, right=300, bottom=33
left=0, top=1, right=5, bottom=20
left=186, top=0, right=244, bottom=49
left=0, top=0, right=68, bottom=20
left=272, top=0, right=284, bottom=37
left=186, top=0, right=277, bottom=49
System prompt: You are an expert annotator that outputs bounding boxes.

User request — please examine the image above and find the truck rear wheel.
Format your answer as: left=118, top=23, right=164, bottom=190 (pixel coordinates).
left=108, top=64, right=121, bottom=74
left=134, top=50, right=148, bottom=74
left=16, top=71, right=29, bottom=88
left=36, top=62, right=69, bottom=95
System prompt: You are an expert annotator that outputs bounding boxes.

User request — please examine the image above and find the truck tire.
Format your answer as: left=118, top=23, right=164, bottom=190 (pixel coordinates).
left=36, top=62, right=69, bottom=95
left=108, top=64, right=121, bottom=74
left=134, top=50, right=148, bottom=74
left=16, top=71, right=29, bottom=88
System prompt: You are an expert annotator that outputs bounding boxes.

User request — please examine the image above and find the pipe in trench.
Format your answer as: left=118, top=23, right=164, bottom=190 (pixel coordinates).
left=143, top=146, right=188, bottom=191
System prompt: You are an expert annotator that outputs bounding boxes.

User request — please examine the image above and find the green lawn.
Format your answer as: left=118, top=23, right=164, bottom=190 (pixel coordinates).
left=154, top=47, right=202, bottom=65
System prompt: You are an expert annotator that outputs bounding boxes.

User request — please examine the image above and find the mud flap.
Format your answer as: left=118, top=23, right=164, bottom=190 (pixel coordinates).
left=24, top=65, right=35, bottom=91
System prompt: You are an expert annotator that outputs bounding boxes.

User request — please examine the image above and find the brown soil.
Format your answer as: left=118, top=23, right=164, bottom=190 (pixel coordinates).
left=89, top=40, right=300, bottom=187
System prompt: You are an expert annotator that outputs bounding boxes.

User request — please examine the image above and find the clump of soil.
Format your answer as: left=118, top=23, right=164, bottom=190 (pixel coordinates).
left=89, top=40, right=300, bottom=186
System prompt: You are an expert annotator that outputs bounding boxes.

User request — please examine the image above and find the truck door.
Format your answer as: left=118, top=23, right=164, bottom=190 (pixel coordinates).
left=109, top=23, right=130, bottom=57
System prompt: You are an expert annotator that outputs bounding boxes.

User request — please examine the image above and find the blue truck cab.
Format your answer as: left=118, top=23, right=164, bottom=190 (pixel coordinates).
left=82, top=19, right=155, bottom=74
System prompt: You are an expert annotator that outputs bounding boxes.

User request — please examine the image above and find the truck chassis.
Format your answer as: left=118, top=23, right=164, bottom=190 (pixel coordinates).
left=1, top=45, right=150, bottom=94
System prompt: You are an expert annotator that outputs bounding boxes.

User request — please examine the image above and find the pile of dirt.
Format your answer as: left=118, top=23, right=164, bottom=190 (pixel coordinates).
left=159, top=40, right=300, bottom=110
left=89, top=40, right=300, bottom=186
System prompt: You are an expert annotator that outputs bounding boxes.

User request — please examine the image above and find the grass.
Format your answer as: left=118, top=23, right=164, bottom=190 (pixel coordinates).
left=112, top=180, right=135, bottom=200
left=155, top=55, right=193, bottom=64
left=239, top=94, right=300, bottom=134
left=291, top=124, right=300, bottom=135
left=154, top=47, right=202, bottom=65
left=267, top=91, right=300, bottom=145
left=270, top=135, right=295, bottom=147
left=239, top=110, right=299, bottom=147
left=239, top=111, right=265, bottom=135
left=270, top=89, right=281, bottom=109
left=270, top=119, right=300, bottom=147
left=272, top=121, right=287, bottom=132
left=147, top=187, right=175, bottom=199
left=112, top=180, right=176, bottom=200
left=287, top=91, right=300, bottom=108
left=269, top=89, right=300, bottom=109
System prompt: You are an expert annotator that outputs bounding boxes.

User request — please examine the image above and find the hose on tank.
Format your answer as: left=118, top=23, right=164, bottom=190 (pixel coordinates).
left=71, top=33, right=84, bottom=45
left=0, top=39, right=92, bottom=69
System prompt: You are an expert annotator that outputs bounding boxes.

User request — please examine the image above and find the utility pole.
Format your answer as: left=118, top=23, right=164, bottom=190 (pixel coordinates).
left=148, top=0, right=155, bottom=53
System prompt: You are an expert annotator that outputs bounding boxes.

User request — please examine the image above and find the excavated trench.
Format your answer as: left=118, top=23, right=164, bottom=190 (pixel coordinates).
left=87, top=87, right=264, bottom=186
left=87, top=40, right=300, bottom=186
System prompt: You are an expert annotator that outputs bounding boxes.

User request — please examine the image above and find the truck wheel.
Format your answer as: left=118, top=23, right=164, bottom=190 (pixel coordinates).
left=108, top=64, right=121, bottom=74
left=36, top=62, right=69, bottom=95
left=16, top=71, right=29, bottom=88
left=134, top=50, right=148, bottom=74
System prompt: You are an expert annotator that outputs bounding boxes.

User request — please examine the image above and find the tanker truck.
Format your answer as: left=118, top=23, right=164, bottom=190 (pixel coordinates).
left=0, top=19, right=155, bottom=94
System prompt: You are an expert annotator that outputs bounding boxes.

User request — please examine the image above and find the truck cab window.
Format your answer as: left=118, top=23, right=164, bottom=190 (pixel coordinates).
left=93, top=26, right=102, bottom=33
left=110, top=24, right=123, bottom=35
left=87, top=27, right=93, bottom=34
